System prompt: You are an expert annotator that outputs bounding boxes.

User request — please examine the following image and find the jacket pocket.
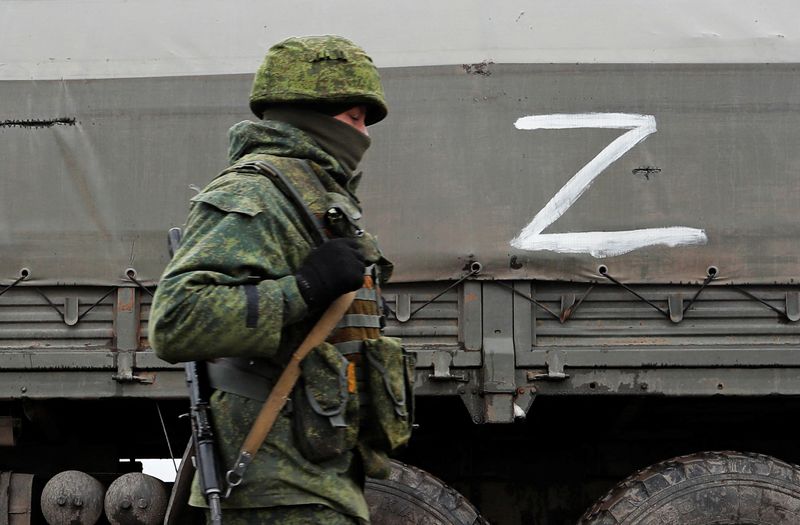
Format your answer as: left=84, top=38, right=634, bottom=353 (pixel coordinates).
left=363, top=337, right=416, bottom=453
left=293, top=343, right=359, bottom=463
left=190, top=189, right=264, bottom=217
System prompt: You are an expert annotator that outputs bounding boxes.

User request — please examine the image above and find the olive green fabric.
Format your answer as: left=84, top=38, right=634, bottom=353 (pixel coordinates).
left=207, top=505, right=360, bottom=525
left=191, top=390, right=367, bottom=517
left=148, top=119, right=391, bottom=521
left=293, top=343, right=359, bottom=463
left=226, top=119, right=362, bottom=197
left=260, top=107, right=371, bottom=178
left=250, top=35, right=388, bottom=125
left=363, top=337, right=416, bottom=453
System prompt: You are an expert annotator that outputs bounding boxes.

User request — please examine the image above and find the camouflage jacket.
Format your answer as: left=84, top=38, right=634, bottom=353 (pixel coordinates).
left=148, top=119, right=390, bottom=522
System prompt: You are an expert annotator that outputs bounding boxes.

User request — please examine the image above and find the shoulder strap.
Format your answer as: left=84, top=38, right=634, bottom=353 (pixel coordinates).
left=220, top=159, right=330, bottom=246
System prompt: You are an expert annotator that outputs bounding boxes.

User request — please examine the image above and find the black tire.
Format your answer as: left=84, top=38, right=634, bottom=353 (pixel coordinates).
left=366, top=460, right=489, bottom=525
left=579, top=451, right=800, bottom=525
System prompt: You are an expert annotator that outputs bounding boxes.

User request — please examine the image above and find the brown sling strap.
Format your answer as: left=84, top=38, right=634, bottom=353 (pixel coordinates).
left=225, top=291, right=357, bottom=490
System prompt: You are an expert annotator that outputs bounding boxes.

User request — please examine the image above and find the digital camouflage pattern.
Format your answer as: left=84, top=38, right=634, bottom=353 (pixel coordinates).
left=150, top=118, right=384, bottom=364
left=149, top=118, right=390, bottom=522
left=363, top=337, right=415, bottom=453
left=207, top=505, right=358, bottom=525
left=249, top=35, right=388, bottom=125
left=293, top=342, right=359, bottom=463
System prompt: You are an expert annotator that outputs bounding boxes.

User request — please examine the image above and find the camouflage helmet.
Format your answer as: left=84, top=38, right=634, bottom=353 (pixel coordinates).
left=250, top=35, right=388, bottom=125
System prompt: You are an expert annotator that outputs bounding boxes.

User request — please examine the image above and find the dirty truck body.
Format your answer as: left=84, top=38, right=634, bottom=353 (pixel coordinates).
left=2, top=2, right=800, bottom=524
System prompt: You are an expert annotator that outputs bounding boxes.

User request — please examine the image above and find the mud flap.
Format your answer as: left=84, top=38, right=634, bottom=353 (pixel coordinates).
left=0, top=471, right=34, bottom=525
left=164, top=439, right=196, bottom=525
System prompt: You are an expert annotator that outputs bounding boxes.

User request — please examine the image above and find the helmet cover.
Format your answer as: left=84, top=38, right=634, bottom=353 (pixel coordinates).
left=250, top=35, right=388, bottom=125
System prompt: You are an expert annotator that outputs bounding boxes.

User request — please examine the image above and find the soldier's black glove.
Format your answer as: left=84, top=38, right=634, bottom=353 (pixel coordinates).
left=295, top=238, right=366, bottom=310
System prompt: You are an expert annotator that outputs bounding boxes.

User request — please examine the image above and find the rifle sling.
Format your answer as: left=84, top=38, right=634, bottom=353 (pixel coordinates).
left=215, top=158, right=344, bottom=492
left=220, top=159, right=329, bottom=247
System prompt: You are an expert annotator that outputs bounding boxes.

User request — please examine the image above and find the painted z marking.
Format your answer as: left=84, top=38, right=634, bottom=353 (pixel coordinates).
left=512, top=113, right=707, bottom=258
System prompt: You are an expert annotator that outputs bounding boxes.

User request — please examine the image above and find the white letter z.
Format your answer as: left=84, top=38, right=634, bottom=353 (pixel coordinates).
left=511, top=113, right=707, bottom=258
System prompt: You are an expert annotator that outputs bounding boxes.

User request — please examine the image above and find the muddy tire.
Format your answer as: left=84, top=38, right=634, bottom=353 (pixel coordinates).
left=579, top=451, right=800, bottom=524
left=366, top=460, right=489, bottom=525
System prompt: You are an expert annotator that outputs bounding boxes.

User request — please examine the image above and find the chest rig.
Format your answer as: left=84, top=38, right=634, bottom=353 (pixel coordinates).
left=206, top=157, right=387, bottom=407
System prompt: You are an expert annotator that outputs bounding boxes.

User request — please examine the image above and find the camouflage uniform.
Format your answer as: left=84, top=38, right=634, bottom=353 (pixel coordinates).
left=212, top=505, right=358, bottom=525
left=149, top=36, right=413, bottom=525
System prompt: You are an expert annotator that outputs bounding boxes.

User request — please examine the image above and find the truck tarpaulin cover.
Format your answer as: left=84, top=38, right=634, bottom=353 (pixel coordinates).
left=1, top=1, right=799, bottom=286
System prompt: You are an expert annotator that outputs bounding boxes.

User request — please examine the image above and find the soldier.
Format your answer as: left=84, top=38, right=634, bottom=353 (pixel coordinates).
left=149, top=35, right=414, bottom=524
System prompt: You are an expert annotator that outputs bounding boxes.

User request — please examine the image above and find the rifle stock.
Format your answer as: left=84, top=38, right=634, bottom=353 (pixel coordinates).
left=166, top=227, right=224, bottom=523
left=185, top=360, right=224, bottom=524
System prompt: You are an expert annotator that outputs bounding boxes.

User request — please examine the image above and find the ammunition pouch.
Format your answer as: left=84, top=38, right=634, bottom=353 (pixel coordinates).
left=362, top=337, right=416, bottom=454
left=293, top=343, right=359, bottom=463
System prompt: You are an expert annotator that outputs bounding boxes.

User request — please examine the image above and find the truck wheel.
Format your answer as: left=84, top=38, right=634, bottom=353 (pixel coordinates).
left=579, top=451, right=800, bottom=524
left=365, top=460, right=489, bottom=525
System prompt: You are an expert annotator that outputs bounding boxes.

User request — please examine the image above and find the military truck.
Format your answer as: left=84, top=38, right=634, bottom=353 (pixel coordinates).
left=3, top=2, right=800, bottom=524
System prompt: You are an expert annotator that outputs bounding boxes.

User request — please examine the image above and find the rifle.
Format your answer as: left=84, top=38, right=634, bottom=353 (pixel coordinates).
left=185, top=360, right=224, bottom=525
left=167, top=227, right=224, bottom=525
left=165, top=160, right=356, bottom=517
left=225, top=291, right=356, bottom=487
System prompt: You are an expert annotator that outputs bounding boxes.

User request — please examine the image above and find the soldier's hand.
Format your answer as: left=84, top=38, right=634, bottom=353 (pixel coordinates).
left=295, top=238, right=366, bottom=310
